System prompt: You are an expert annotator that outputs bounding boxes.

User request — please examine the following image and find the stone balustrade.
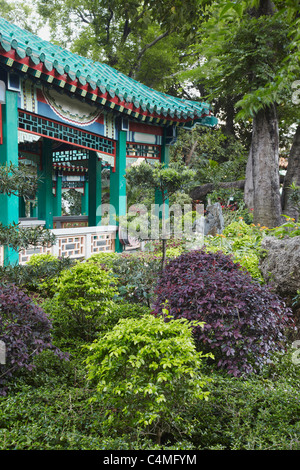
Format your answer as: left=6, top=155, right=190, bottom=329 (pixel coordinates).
left=0, top=219, right=117, bottom=265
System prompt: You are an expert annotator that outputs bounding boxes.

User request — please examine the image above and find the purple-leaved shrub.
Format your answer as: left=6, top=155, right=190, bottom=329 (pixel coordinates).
left=153, top=250, right=294, bottom=377
left=0, top=284, right=66, bottom=394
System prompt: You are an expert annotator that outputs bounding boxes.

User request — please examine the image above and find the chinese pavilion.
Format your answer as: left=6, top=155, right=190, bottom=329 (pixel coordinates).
left=0, top=16, right=217, bottom=265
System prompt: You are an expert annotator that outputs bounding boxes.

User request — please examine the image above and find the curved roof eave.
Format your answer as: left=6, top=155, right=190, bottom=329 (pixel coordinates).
left=0, top=16, right=217, bottom=128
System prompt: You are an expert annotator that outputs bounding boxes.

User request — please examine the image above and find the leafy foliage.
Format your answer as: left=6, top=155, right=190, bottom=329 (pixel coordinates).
left=88, top=252, right=162, bottom=307
left=266, top=215, right=300, bottom=238
left=153, top=249, right=294, bottom=377
left=125, top=161, right=196, bottom=268
left=0, top=254, right=74, bottom=297
left=35, top=0, right=203, bottom=90
left=0, top=223, right=55, bottom=253
left=203, top=220, right=265, bottom=282
left=0, top=284, right=66, bottom=395
left=44, top=261, right=117, bottom=345
left=188, top=366, right=300, bottom=450
left=188, top=5, right=296, bottom=120
left=125, top=161, right=195, bottom=203
left=85, top=313, right=212, bottom=444
left=288, top=182, right=300, bottom=214
left=0, top=163, right=39, bottom=199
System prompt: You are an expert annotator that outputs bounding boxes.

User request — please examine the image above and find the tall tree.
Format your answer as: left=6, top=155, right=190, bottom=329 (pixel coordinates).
left=34, top=0, right=207, bottom=89
left=0, top=0, right=42, bottom=33
left=185, top=0, right=300, bottom=227
left=281, top=124, right=300, bottom=220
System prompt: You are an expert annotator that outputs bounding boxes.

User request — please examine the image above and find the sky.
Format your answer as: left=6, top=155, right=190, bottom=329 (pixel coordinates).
left=5, top=0, right=51, bottom=40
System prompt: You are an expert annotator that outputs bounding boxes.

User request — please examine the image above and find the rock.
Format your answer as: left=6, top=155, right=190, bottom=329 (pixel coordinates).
left=204, top=202, right=224, bottom=236
left=259, top=236, right=300, bottom=297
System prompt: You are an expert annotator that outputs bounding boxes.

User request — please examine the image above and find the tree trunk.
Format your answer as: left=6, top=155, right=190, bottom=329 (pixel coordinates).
left=281, top=124, right=300, bottom=221
left=161, top=200, right=167, bottom=271
left=190, top=180, right=245, bottom=201
left=244, top=104, right=282, bottom=228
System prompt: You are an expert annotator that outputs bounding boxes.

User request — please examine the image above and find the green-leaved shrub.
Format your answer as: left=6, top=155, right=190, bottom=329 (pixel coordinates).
left=203, top=219, right=265, bottom=282
left=44, top=261, right=117, bottom=346
left=86, top=314, right=213, bottom=445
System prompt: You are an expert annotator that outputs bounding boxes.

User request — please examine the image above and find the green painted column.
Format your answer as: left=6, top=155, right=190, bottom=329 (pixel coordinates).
left=53, top=173, right=62, bottom=217
left=0, top=90, right=19, bottom=265
left=37, top=138, right=53, bottom=228
left=110, top=130, right=127, bottom=252
left=88, top=151, right=102, bottom=226
left=19, top=197, right=26, bottom=217
left=81, top=179, right=89, bottom=216
left=155, top=128, right=169, bottom=219
left=30, top=200, right=38, bottom=218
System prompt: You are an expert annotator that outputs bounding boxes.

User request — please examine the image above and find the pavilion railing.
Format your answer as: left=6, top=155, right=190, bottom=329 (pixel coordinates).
left=0, top=222, right=117, bottom=266
left=17, top=225, right=117, bottom=264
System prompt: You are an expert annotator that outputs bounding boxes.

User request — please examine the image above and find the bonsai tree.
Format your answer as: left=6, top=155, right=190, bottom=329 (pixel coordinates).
left=125, top=161, right=196, bottom=268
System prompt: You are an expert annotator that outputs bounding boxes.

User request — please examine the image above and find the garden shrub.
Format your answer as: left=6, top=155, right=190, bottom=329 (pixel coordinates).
left=146, top=238, right=184, bottom=259
left=203, top=219, right=265, bottom=282
left=153, top=249, right=294, bottom=377
left=44, top=261, right=117, bottom=345
left=0, top=254, right=74, bottom=297
left=85, top=314, right=212, bottom=445
left=188, top=370, right=300, bottom=450
left=93, top=252, right=162, bottom=306
left=97, top=300, right=151, bottom=335
left=27, top=253, right=75, bottom=297
left=87, top=252, right=119, bottom=271
left=266, top=215, right=300, bottom=238
left=0, top=284, right=65, bottom=395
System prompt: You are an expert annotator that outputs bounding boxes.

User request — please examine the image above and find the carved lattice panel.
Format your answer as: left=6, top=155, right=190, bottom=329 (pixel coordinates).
left=126, top=143, right=161, bottom=159
left=58, top=235, right=86, bottom=258
left=91, top=233, right=114, bottom=253
left=19, top=245, right=52, bottom=264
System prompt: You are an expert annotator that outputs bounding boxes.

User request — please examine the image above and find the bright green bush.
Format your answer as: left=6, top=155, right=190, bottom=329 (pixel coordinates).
left=189, top=366, right=300, bottom=450
left=203, top=219, right=265, bottom=282
left=87, top=252, right=119, bottom=270
left=0, top=253, right=74, bottom=296
left=44, top=261, right=117, bottom=345
left=27, top=253, right=59, bottom=266
left=97, top=301, right=151, bottom=335
left=266, top=215, right=300, bottom=238
left=1, top=340, right=299, bottom=450
left=85, top=314, right=212, bottom=445
left=26, top=253, right=75, bottom=297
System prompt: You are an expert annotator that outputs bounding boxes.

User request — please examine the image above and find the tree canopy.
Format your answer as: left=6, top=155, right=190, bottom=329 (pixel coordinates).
left=2, top=0, right=300, bottom=226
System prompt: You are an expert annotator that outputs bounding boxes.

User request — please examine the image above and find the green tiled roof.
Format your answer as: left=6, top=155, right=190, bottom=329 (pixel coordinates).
left=0, top=16, right=217, bottom=127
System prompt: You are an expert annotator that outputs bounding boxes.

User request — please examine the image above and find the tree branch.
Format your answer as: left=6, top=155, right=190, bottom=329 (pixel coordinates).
left=74, top=7, right=92, bottom=25
left=190, top=180, right=246, bottom=201
left=190, top=174, right=285, bottom=201
left=128, top=29, right=172, bottom=77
